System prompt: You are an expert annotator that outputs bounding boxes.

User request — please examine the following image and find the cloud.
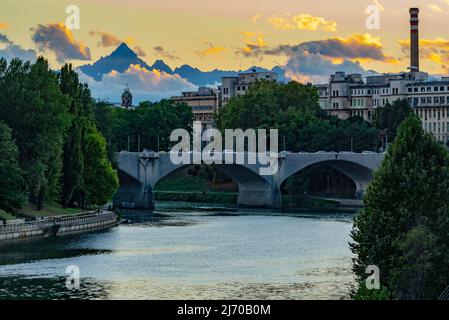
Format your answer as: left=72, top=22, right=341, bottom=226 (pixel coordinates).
left=154, top=46, right=179, bottom=60
left=240, top=33, right=396, bottom=63
left=252, top=14, right=262, bottom=23
left=134, top=46, right=147, bottom=57
left=31, top=22, right=91, bottom=63
left=0, top=33, right=37, bottom=62
left=237, top=33, right=395, bottom=83
left=284, top=51, right=368, bottom=83
left=265, top=13, right=337, bottom=32
left=399, top=37, right=449, bottom=72
left=77, top=64, right=197, bottom=103
left=195, top=42, right=227, bottom=59
left=89, top=31, right=121, bottom=47
left=428, top=4, right=444, bottom=12
left=237, top=32, right=268, bottom=58
left=0, top=23, right=8, bottom=30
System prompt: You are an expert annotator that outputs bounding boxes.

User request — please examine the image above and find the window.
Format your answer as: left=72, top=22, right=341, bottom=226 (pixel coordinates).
left=435, top=87, right=439, bottom=92
left=408, top=88, right=412, bottom=93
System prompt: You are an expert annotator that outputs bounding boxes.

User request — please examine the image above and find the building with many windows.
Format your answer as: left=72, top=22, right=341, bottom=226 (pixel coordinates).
left=315, top=8, right=449, bottom=143
left=171, top=87, right=220, bottom=129
left=221, top=69, right=278, bottom=105
left=316, top=71, right=449, bottom=143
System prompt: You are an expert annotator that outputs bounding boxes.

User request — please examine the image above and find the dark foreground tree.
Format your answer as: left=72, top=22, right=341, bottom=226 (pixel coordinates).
left=0, top=57, right=70, bottom=210
left=351, top=114, right=449, bottom=300
left=0, top=121, right=24, bottom=211
left=59, top=64, right=85, bottom=207
left=78, top=125, right=119, bottom=208
left=373, top=99, right=412, bottom=143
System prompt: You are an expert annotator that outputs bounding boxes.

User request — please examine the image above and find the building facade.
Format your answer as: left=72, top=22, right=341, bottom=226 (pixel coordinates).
left=315, top=7, right=449, bottom=143
left=316, top=71, right=449, bottom=143
left=221, top=69, right=278, bottom=105
left=171, top=87, right=220, bottom=128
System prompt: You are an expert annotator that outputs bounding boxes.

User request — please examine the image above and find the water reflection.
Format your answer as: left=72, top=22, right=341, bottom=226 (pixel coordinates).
left=0, top=202, right=356, bottom=300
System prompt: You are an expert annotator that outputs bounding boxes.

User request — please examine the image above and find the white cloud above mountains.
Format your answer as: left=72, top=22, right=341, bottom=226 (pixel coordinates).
left=0, top=33, right=37, bottom=62
left=78, top=64, right=197, bottom=104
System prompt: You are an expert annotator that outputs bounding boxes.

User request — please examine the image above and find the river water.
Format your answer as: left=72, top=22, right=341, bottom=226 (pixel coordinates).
left=0, top=202, right=356, bottom=300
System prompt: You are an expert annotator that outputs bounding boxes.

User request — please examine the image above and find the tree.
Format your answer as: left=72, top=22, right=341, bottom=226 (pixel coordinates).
left=216, top=80, right=378, bottom=153
left=94, top=99, right=192, bottom=155
left=351, top=114, right=449, bottom=299
left=59, top=64, right=84, bottom=207
left=0, top=57, right=70, bottom=210
left=79, top=125, right=119, bottom=208
left=373, top=99, right=412, bottom=143
left=0, top=121, right=24, bottom=211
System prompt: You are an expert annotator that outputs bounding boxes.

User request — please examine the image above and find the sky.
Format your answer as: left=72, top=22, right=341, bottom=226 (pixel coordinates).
left=1, top=0, right=449, bottom=101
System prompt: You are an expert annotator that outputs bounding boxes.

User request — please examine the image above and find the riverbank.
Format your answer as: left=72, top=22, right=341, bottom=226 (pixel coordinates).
left=153, top=169, right=360, bottom=212
left=154, top=191, right=357, bottom=212
left=0, top=211, right=118, bottom=243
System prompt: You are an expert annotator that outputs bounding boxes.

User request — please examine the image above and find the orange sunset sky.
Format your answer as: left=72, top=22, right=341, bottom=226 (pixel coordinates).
left=1, top=0, right=449, bottom=91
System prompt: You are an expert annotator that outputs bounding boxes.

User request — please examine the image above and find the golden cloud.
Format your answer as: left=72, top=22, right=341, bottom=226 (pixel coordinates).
left=0, top=23, right=8, bottom=30
left=195, top=42, right=227, bottom=58
left=238, top=32, right=268, bottom=57
left=31, top=22, right=91, bottom=63
left=89, top=31, right=121, bottom=47
left=266, top=13, right=337, bottom=32
left=399, top=37, right=449, bottom=71
left=428, top=4, right=444, bottom=13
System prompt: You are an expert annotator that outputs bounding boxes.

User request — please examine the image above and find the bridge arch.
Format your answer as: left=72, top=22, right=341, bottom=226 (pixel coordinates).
left=115, top=152, right=384, bottom=209
left=279, top=159, right=375, bottom=199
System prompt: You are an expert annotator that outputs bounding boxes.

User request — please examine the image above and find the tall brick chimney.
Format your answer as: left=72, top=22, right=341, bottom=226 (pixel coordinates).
left=409, top=8, right=420, bottom=72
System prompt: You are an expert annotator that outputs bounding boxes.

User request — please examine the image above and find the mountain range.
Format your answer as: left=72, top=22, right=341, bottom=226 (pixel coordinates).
left=79, top=43, right=288, bottom=87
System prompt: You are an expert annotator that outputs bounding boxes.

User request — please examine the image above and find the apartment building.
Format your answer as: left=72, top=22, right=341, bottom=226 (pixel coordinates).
left=171, top=87, right=220, bottom=129
left=221, top=69, right=278, bottom=105
left=315, top=8, right=449, bottom=143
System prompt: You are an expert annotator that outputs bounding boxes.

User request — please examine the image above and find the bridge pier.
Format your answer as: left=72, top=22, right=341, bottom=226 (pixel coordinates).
left=113, top=170, right=155, bottom=210
left=237, top=186, right=282, bottom=209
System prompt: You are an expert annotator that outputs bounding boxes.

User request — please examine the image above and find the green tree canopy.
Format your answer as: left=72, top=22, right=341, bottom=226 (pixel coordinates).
left=0, top=57, right=70, bottom=209
left=0, top=121, right=24, bottom=211
left=373, top=99, right=412, bottom=142
left=80, top=125, right=119, bottom=207
left=94, top=99, right=192, bottom=154
left=351, top=114, right=449, bottom=299
left=216, top=80, right=379, bottom=152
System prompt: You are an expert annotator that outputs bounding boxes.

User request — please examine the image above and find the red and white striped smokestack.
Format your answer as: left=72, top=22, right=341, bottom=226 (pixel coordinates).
left=410, top=8, right=420, bottom=72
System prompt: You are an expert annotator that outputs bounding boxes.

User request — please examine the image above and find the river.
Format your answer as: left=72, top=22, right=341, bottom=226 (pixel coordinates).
left=0, top=202, right=356, bottom=300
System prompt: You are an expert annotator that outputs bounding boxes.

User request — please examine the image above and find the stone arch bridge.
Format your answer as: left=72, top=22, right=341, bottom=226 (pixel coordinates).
left=113, top=151, right=385, bottom=209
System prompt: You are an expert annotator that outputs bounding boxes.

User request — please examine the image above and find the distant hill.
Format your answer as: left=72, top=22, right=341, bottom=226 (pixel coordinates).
left=79, top=43, right=289, bottom=86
